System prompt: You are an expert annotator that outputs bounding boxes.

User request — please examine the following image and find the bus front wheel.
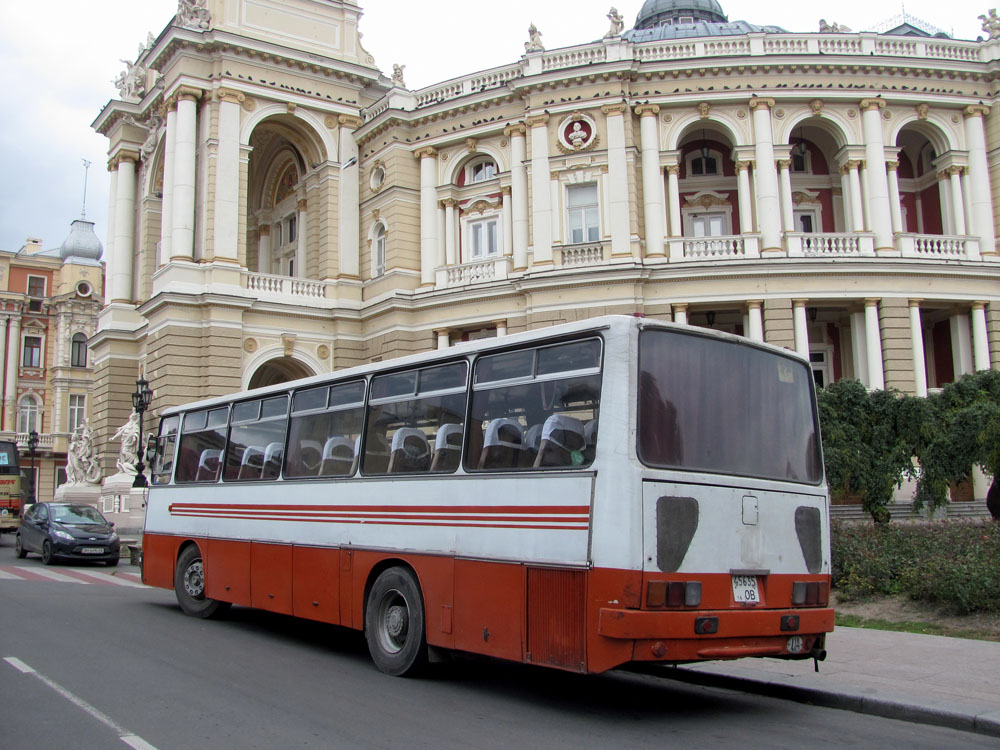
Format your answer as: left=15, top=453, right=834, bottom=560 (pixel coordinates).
left=365, top=567, right=427, bottom=676
left=174, top=545, right=230, bottom=619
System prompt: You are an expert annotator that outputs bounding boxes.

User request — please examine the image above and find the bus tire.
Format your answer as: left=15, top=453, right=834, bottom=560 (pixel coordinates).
left=365, top=567, right=427, bottom=676
left=174, top=545, right=230, bottom=619
left=42, top=541, right=54, bottom=565
left=14, top=533, right=26, bottom=559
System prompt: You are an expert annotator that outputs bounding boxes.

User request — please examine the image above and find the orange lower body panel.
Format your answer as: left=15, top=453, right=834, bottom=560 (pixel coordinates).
left=141, top=532, right=833, bottom=674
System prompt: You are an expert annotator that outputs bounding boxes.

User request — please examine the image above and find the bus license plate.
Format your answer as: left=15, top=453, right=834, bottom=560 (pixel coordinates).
left=81, top=547, right=105, bottom=555
left=732, top=575, right=759, bottom=604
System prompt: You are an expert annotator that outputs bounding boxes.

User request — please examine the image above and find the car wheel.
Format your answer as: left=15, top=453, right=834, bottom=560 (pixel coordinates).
left=41, top=541, right=54, bottom=566
left=173, top=545, right=230, bottom=619
left=365, top=567, right=427, bottom=676
left=14, top=533, right=26, bottom=559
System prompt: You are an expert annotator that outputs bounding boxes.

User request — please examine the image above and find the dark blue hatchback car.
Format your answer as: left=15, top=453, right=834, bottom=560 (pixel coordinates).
left=15, top=502, right=120, bottom=566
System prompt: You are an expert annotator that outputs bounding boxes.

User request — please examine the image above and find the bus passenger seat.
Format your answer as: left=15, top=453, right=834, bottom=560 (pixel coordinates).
left=388, top=428, right=430, bottom=473
left=519, top=424, right=543, bottom=467
left=320, top=436, right=354, bottom=476
left=430, top=423, right=463, bottom=472
left=479, top=418, right=523, bottom=470
left=534, top=415, right=586, bottom=468
left=196, top=449, right=223, bottom=482
left=262, top=442, right=284, bottom=479
left=298, top=440, right=323, bottom=475
left=238, top=446, right=265, bottom=480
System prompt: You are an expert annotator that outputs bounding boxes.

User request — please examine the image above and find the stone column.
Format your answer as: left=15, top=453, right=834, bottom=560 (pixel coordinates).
left=860, top=99, right=893, bottom=250
left=296, top=199, right=307, bottom=277
left=961, top=168, right=975, bottom=236
left=750, top=97, right=781, bottom=252
left=971, top=301, right=991, bottom=372
left=257, top=224, right=272, bottom=274
left=747, top=300, right=764, bottom=342
left=493, top=319, right=508, bottom=337
left=672, top=304, right=688, bottom=325
left=737, top=160, right=754, bottom=233
left=947, top=166, right=967, bottom=236
left=4, top=317, right=20, bottom=430
left=339, top=115, right=362, bottom=278
left=505, top=124, right=529, bottom=270
left=886, top=160, right=903, bottom=235
left=666, top=163, right=682, bottom=237
left=909, top=299, right=928, bottom=397
left=213, top=89, right=243, bottom=262
left=604, top=103, right=631, bottom=256
left=527, top=114, right=553, bottom=265
left=778, top=159, right=794, bottom=232
left=416, top=146, right=439, bottom=285
left=792, top=299, right=810, bottom=359
left=865, top=299, right=885, bottom=390
left=839, top=166, right=854, bottom=232
left=434, top=328, right=450, bottom=350
left=636, top=104, right=665, bottom=257
left=111, top=151, right=138, bottom=303
left=158, top=103, right=176, bottom=266
left=938, top=173, right=954, bottom=235
left=171, top=88, right=200, bottom=261
left=850, top=310, right=870, bottom=387
left=847, top=162, right=865, bottom=233
left=501, top=187, right=513, bottom=259
left=950, top=313, right=974, bottom=377
left=964, top=105, right=996, bottom=255
left=443, top=199, right=457, bottom=266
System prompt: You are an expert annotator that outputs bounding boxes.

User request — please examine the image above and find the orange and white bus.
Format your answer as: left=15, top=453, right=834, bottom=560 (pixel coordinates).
left=0, top=441, right=23, bottom=534
left=142, top=315, right=833, bottom=676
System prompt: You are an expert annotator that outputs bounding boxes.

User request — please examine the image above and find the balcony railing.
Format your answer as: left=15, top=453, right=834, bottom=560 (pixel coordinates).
left=436, top=256, right=512, bottom=287
left=243, top=271, right=332, bottom=301
left=556, top=243, right=607, bottom=267
left=898, top=234, right=980, bottom=260
left=668, top=234, right=759, bottom=261
left=787, top=233, right=874, bottom=257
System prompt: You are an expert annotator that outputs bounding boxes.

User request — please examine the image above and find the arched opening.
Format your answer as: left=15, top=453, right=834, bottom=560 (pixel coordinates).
left=784, top=118, right=849, bottom=234
left=676, top=123, right=738, bottom=238
left=247, top=357, right=315, bottom=390
left=895, top=124, right=950, bottom=235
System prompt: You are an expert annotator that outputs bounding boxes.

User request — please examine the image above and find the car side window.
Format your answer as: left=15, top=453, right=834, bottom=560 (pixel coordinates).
left=23, top=505, right=36, bottom=522
left=36, top=505, right=48, bottom=522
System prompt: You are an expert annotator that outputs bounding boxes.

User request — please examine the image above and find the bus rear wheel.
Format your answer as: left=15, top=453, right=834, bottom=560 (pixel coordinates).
left=174, top=545, right=230, bottom=619
left=365, top=567, right=427, bottom=676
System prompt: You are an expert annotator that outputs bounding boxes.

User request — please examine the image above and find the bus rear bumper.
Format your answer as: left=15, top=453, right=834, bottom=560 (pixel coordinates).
left=598, top=606, right=834, bottom=662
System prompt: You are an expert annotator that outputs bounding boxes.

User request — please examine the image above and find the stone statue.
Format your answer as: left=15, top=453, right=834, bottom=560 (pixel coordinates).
left=567, top=121, right=589, bottom=149
left=392, top=63, right=406, bottom=88
left=140, top=113, right=164, bottom=162
left=65, top=420, right=101, bottom=485
left=605, top=7, right=624, bottom=38
left=113, top=411, right=141, bottom=477
left=113, top=59, right=147, bottom=102
left=525, top=23, right=544, bottom=53
left=177, top=0, right=211, bottom=31
left=980, top=9, right=1000, bottom=39
left=819, top=19, right=851, bottom=33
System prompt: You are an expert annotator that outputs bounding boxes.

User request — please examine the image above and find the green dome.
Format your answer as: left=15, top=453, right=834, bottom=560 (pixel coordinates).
left=635, top=0, right=728, bottom=28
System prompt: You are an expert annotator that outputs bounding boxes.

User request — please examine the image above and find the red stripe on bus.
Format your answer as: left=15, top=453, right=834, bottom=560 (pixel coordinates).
left=168, top=510, right=586, bottom=523
left=169, top=503, right=589, bottom=514
left=166, top=513, right=588, bottom=530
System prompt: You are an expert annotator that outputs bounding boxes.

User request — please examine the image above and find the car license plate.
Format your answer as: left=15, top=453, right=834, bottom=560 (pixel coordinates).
left=81, top=547, right=105, bottom=555
left=732, top=574, right=760, bottom=604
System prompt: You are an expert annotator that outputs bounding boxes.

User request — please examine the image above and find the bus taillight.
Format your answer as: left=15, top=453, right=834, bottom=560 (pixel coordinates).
left=791, top=581, right=829, bottom=606
left=646, top=580, right=701, bottom=608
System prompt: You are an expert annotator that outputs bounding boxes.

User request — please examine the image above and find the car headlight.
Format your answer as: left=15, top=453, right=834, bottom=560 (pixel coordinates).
left=53, top=528, right=74, bottom=541
left=109, top=531, right=119, bottom=542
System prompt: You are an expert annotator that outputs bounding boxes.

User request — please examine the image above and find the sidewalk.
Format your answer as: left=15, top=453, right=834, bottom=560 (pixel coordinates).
left=669, top=627, right=1000, bottom=737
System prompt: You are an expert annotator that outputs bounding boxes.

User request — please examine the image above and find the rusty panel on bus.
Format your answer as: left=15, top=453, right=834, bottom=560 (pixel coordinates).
left=454, top=559, right=523, bottom=662
left=251, top=542, right=293, bottom=615
left=205, top=539, right=251, bottom=606
left=526, top=567, right=586, bottom=672
left=292, top=545, right=341, bottom=624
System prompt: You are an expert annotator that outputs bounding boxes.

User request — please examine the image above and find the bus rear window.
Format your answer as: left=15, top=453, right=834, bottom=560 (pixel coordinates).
left=637, top=329, right=822, bottom=484
left=0, top=442, right=17, bottom=474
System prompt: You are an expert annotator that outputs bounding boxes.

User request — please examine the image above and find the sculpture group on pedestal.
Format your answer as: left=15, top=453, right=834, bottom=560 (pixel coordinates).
left=65, top=420, right=102, bottom=486
left=112, top=411, right=142, bottom=478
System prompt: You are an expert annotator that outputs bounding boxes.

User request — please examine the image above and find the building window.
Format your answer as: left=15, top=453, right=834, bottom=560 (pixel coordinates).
left=691, top=213, right=727, bottom=237
left=794, top=207, right=821, bottom=234
left=567, top=184, right=600, bottom=244
left=691, top=155, right=719, bottom=176
left=373, top=223, right=387, bottom=277
left=69, top=394, right=86, bottom=432
left=288, top=214, right=297, bottom=244
left=71, top=333, right=87, bottom=368
left=469, top=217, right=499, bottom=259
left=22, top=336, right=41, bottom=368
left=466, top=159, right=497, bottom=184
left=17, top=396, right=40, bottom=433
left=27, top=276, right=46, bottom=298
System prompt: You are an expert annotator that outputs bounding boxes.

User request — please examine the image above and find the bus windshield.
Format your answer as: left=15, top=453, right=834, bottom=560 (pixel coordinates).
left=637, top=329, right=822, bottom=484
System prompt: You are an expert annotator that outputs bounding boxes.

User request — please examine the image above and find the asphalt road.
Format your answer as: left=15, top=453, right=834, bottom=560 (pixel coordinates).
left=1, top=534, right=995, bottom=750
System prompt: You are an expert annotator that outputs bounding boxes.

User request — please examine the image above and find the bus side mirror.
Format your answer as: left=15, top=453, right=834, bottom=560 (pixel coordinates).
left=145, top=434, right=158, bottom=461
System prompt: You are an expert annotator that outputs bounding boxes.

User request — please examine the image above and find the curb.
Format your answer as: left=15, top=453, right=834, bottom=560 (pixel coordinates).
left=664, top=667, right=1000, bottom=738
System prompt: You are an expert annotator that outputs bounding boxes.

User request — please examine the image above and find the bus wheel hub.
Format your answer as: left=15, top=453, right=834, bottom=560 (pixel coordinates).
left=386, top=605, right=408, bottom=638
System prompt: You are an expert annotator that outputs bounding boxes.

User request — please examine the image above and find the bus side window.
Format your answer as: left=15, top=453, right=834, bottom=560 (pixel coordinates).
left=151, top=416, right=179, bottom=485
left=224, top=396, right=288, bottom=482
left=176, top=407, right=229, bottom=483
left=285, top=381, right=365, bottom=479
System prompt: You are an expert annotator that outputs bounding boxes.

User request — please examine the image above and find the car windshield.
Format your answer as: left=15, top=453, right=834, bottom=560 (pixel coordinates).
left=51, top=506, right=107, bottom=525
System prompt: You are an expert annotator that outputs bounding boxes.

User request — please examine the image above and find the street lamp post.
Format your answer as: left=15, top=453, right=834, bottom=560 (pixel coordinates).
left=132, top=375, right=154, bottom=488
left=26, top=429, right=39, bottom=508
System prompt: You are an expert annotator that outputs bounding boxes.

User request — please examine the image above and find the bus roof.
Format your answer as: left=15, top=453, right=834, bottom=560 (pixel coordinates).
left=158, top=314, right=807, bottom=418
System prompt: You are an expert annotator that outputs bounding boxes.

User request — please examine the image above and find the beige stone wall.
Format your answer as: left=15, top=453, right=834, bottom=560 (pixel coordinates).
left=90, top=355, right=142, bottom=478
left=988, top=302, right=1000, bottom=370
left=879, top=297, right=914, bottom=394
left=763, top=298, right=794, bottom=349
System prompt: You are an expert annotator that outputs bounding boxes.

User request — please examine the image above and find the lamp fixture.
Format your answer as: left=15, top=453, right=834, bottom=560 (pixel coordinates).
left=706, top=311, right=716, bottom=327
left=701, top=128, right=710, bottom=160
left=797, top=127, right=807, bottom=155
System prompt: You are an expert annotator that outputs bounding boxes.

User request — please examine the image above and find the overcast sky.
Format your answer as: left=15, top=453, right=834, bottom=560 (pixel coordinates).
left=0, top=0, right=987, bottom=256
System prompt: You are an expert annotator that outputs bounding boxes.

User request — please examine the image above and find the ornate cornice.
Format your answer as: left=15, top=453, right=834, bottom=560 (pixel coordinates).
left=503, top=123, right=527, bottom=137
left=338, top=114, right=364, bottom=129
left=601, top=102, right=628, bottom=116
left=634, top=104, right=660, bottom=117
left=215, top=88, right=245, bottom=104
left=413, top=146, right=438, bottom=159
left=748, top=96, right=775, bottom=110
left=859, top=98, right=886, bottom=111
left=107, top=149, right=141, bottom=170
left=964, top=104, right=990, bottom=118
left=525, top=114, right=550, bottom=127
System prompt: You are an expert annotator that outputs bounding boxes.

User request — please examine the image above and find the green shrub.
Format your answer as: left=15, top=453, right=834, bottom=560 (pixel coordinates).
left=831, top=519, right=1000, bottom=614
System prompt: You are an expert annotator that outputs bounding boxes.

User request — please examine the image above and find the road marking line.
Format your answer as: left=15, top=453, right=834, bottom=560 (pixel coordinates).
left=21, top=567, right=89, bottom=583
left=0, top=568, right=22, bottom=580
left=3, top=656, right=160, bottom=750
left=60, top=568, right=145, bottom=588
